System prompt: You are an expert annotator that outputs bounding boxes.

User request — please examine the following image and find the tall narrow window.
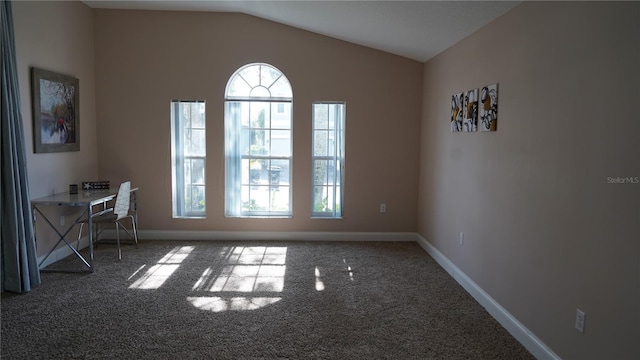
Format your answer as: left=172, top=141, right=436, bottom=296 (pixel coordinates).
left=225, top=63, right=293, bottom=217
left=171, top=100, right=206, bottom=218
left=312, top=102, right=345, bottom=218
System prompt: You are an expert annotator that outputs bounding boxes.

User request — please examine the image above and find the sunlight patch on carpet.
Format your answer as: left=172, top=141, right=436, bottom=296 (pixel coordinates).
left=343, top=258, right=355, bottom=281
left=187, top=296, right=282, bottom=312
left=315, top=266, right=325, bottom=291
left=192, top=246, right=287, bottom=293
left=129, top=246, right=194, bottom=289
left=189, top=246, right=287, bottom=312
left=127, top=264, right=146, bottom=280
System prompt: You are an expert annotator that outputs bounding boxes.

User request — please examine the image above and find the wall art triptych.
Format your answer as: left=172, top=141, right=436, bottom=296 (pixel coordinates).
left=451, top=83, right=498, bottom=132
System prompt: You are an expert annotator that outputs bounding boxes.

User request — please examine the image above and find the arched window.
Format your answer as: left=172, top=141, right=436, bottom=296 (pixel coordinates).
left=224, top=63, right=293, bottom=217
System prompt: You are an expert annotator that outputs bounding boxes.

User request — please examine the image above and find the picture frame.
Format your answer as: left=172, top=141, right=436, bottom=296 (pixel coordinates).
left=463, top=88, right=478, bottom=132
left=480, top=83, right=498, bottom=132
left=451, top=92, right=463, bottom=132
left=31, top=67, right=80, bottom=153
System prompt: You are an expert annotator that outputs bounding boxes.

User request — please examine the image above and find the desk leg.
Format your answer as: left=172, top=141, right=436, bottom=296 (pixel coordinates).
left=34, top=205, right=93, bottom=272
left=32, top=204, right=38, bottom=253
left=132, top=190, right=138, bottom=233
left=88, top=204, right=94, bottom=267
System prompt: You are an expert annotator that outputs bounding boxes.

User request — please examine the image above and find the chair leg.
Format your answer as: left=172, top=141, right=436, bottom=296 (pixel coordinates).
left=115, top=223, right=121, bottom=260
left=77, top=222, right=85, bottom=249
left=131, top=215, right=139, bottom=248
left=93, top=223, right=100, bottom=248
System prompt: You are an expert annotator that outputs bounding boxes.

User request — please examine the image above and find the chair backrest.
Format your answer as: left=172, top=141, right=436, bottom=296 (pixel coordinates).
left=113, top=181, right=131, bottom=220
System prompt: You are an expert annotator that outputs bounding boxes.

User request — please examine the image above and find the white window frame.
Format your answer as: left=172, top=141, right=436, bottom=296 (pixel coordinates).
left=311, top=102, right=345, bottom=218
left=224, top=63, right=293, bottom=218
left=171, top=100, right=206, bottom=218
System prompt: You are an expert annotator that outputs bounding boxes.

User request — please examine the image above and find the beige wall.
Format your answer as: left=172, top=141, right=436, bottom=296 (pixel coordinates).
left=13, top=1, right=98, bottom=257
left=93, top=9, right=423, bottom=233
left=418, top=2, right=639, bottom=359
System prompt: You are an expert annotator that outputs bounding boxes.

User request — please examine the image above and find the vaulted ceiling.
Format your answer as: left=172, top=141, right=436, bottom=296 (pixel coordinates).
left=83, top=1, right=519, bottom=62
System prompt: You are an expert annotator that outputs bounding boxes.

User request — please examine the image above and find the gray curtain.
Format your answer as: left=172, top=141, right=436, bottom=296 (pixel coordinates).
left=1, top=0, right=41, bottom=293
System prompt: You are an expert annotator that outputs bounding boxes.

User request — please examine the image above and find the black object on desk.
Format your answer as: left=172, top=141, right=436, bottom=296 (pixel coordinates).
left=81, top=181, right=110, bottom=190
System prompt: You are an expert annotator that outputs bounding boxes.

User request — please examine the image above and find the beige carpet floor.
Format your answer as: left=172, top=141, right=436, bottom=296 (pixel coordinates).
left=1, top=240, right=534, bottom=359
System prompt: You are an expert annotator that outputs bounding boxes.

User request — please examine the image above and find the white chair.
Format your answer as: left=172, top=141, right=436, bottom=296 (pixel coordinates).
left=77, top=181, right=138, bottom=260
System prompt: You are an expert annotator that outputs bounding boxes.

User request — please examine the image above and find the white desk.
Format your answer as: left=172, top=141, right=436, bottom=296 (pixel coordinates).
left=31, top=188, right=138, bottom=273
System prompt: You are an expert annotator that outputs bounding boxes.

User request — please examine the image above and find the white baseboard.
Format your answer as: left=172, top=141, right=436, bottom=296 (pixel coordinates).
left=415, top=234, right=560, bottom=360
left=135, top=230, right=417, bottom=242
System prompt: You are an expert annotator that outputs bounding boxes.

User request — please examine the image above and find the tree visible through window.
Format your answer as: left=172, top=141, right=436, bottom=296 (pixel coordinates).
left=224, top=63, right=293, bottom=217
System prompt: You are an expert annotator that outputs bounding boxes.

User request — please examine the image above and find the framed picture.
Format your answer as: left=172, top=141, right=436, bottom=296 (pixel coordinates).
left=451, top=92, right=463, bottom=132
left=31, top=67, right=79, bottom=153
left=463, top=88, right=478, bottom=132
left=480, top=83, right=498, bottom=132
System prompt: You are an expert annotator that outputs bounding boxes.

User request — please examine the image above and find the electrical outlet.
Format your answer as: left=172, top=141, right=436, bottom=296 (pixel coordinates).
left=60, top=215, right=65, bottom=226
left=459, top=232, right=464, bottom=246
left=575, top=309, right=586, bottom=333
left=380, top=203, right=386, bottom=213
